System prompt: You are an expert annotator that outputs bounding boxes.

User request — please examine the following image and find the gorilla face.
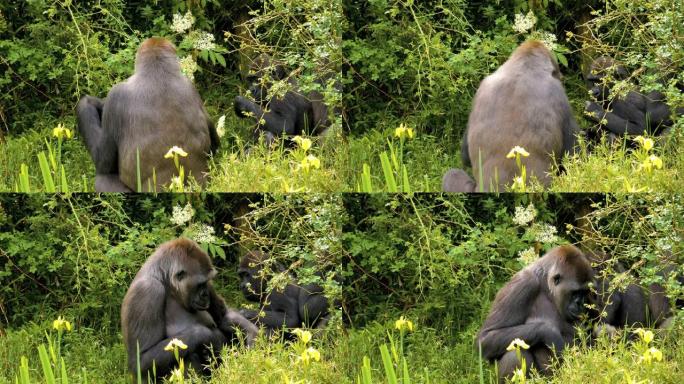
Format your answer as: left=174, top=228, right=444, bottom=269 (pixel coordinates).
left=238, top=265, right=265, bottom=302
left=548, top=262, right=592, bottom=322
left=172, top=260, right=216, bottom=312
left=247, top=55, right=287, bottom=104
left=586, top=57, right=629, bottom=103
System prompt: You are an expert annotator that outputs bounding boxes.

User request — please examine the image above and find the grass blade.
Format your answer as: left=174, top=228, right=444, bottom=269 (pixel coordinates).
left=18, top=164, right=31, bottom=192
left=136, top=148, right=142, bottom=193
left=37, top=344, right=56, bottom=384
left=380, top=344, right=398, bottom=384
left=360, top=356, right=372, bottom=384
left=18, top=356, right=30, bottom=384
left=37, top=152, right=56, bottom=192
left=361, top=163, right=373, bottom=192
left=379, top=152, right=398, bottom=192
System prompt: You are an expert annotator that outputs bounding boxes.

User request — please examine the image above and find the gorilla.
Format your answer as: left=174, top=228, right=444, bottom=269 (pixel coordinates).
left=237, top=250, right=331, bottom=335
left=233, top=54, right=335, bottom=146
left=441, top=168, right=476, bottom=193
left=477, top=245, right=593, bottom=383
left=443, top=40, right=579, bottom=192
left=584, top=56, right=683, bottom=139
left=77, top=37, right=219, bottom=192
left=121, top=238, right=257, bottom=379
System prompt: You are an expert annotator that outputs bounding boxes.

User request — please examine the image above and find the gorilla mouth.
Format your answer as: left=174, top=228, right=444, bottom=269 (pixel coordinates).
left=193, top=300, right=210, bottom=311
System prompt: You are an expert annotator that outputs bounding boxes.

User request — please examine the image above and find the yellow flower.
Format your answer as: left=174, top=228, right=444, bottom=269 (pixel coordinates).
left=394, top=316, right=415, bottom=332
left=633, top=136, right=654, bottom=151
left=298, top=347, right=321, bottom=366
left=292, top=329, right=312, bottom=344
left=506, top=338, right=530, bottom=351
left=300, top=154, right=321, bottom=173
left=647, top=155, right=663, bottom=170
left=633, top=328, right=654, bottom=344
left=641, top=347, right=663, bottom=364
left=164, top=338, right=188, bottom=351
left=394, top=123, right=415, bottom=139
left=293, top=136, right=312, bottom=151
left=506, top=146, right=530, bottom=159
left=511, top=367, right=526, bottom=383
left=164, top=146, right=189, bottom=159
left=52, top=316, right=72, bottom=332
left=52, top=124, right=73, bottom=140
left=168, top=367, right=184, bottom=383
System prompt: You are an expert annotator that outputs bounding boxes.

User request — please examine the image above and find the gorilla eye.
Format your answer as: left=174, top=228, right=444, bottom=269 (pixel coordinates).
left=175, top=270, right=186, bottom=281
left=553, top=274, right=561, bottom=286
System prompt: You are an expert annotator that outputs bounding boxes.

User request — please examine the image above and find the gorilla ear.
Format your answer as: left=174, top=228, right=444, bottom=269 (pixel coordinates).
left=175, top=270, right=186, bottom=281
left=553, top=273, right=562, bottom=286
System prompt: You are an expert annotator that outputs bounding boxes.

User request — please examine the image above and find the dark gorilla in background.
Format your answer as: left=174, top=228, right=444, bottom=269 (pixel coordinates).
left=477, top=245, right=593, bottom=383
left=234, top=54, right=335, bottom=146
left=237, top=250, right=332, bottom=335
left=584, top=56, right=683, bottom=139
left=443, top=40, right=579, bottom=192
left=587, top=250, right=675, bottom=337
left=77, top=37, right=219, bottom=192
left=121, top=238, right=257, bottom=379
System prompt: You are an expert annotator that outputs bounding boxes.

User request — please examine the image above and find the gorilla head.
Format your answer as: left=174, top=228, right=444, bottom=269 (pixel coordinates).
left=167, top=243, right=217, bottom=312
left=544, top=247, right=593, bottom=322
left=246, top=54, right=288, bottom=104
left=237, top=250, right=273, bottom=302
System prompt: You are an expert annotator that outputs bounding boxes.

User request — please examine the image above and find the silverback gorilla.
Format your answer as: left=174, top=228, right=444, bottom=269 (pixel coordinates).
left=584, top=56, right=683, bottom=138
left=233, top=55, right=334, bottom=146
left=477, top=245, right=593, bottom=383
left=121, top=238, right=257, bottom=379
left=77, top=37, right=219, bottom=192
left=237, top=250, right=331, bottom=335
left=443, top=40, right=579, bottom=192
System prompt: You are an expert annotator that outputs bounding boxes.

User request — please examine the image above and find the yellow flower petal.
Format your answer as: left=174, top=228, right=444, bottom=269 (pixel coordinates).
left=506, top=146, right=530, bottom=159
left=506, top=338, right=530, bottom=351
left=164, top=338, right=188, bottom=351
left=293, top=329, right=312, bottom=344
left=164, top=146, right=188, bottom=159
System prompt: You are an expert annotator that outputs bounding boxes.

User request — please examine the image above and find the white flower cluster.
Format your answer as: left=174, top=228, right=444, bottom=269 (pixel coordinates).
left=193, top=32, right=216, bottom=51
left=538, top=32, right=558, bottom=52
left=518, top=247, right=538, bottom=266
left=179, top=55, right=198, bottom=81
left=171, top=203, right=195, bottom=225
left=192, top=224, right=217, bottom=244
left=513, top=11, right=537, bottom=34
left=531, top=223, right=558, bottom=244
left=171, top=11, right=194, bottom=34
left=216, top=115, right=226, bottom=138
left=512, top=203, right=537, bottom=226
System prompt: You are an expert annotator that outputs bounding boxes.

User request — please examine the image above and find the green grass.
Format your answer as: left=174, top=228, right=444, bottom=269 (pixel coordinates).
left=1, top=79, right=682, bottom=192
left=0, top=112, right=351, bottom=193
left=2, top=317, right=683, bottom=383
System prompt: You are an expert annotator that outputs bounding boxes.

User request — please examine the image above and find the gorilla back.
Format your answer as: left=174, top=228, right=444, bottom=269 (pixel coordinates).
left=466, top=40, right=578, bottom=191
left=77, top=37, right=218, bottom=192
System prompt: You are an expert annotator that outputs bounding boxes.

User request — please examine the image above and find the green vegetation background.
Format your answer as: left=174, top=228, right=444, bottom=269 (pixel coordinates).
left=1, top=1, right=683, bottom=192
left=0, top=193, right=683, bottom=383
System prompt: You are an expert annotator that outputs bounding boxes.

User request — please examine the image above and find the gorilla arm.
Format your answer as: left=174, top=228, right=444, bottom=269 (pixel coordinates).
left=298, top=283, right=330, bottom=326
left=77, top=95, right=131, bottom=192
left=206, top=285, right=258, bottom=346
left=585, top=101, right=651, bottom=136
left=477, top=269, right=565, bottom=361
left=442, top=169, right=476, bottom=193
left=123, top=278, right=216, bottom=378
